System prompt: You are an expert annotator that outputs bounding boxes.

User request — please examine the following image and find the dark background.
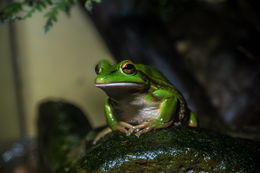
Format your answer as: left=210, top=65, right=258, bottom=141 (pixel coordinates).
left=86, top=0, right=260, bottom=137
left=1, top=0, right=260, bottom=172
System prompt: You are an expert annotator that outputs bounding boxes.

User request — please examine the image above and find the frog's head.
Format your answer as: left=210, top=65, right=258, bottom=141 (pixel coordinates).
left=95, top=60, right=148, bottom=98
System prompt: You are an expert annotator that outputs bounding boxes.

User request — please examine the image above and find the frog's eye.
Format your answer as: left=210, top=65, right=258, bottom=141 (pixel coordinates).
left=121, top=61, right=136, bottom=75
left=95, top=64, right=101, bottom=74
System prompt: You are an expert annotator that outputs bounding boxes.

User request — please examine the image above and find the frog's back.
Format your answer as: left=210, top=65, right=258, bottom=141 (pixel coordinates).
left=135, top=64, right=172, bottom=87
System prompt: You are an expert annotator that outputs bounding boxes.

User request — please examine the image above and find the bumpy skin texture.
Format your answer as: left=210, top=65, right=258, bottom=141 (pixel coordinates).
left=94, top=60, right=198, bottom=143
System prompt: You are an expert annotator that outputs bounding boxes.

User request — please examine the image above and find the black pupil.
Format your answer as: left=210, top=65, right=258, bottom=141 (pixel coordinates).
left=95, top=64, right=100, bottom=74
left=124, top=64, right=134, bottom=70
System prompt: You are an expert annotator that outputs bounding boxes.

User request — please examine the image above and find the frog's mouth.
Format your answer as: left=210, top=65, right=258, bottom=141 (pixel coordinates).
left=95, top=82, right=146, bottom=98
left=96, top=82, right=145, bottom=88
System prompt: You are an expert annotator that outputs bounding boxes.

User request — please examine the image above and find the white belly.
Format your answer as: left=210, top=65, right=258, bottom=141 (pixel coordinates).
left=115, top=93, right=160, bottom=124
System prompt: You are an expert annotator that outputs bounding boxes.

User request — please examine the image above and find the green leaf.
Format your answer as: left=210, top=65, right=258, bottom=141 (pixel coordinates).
left=85, top=0, right=93, bottom=11
left=0, top=0, right=102, bottom=32
left=46, top=0, right=53, bottom=5
left=40, top=1, right=47, bottom=8
left=0, top=2, right=24, bottom=20
left=84, top=0, right=101, bottom=11
left=25, top=8, right=36, bottom=18
left=35, top=5, right=42, bottom=11
left=43, top=19, right=53, bottom=34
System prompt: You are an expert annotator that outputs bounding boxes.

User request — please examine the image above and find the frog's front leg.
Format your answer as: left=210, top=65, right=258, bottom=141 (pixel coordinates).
left=135, top=90, right=178, bottom=136
left=93, top=97, right=135, bottom=144
left=105, top=97, right=134, bottom=134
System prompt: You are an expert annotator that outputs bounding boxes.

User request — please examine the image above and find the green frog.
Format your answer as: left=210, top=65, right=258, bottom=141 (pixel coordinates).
left=93, top=59, right=198, bottom=144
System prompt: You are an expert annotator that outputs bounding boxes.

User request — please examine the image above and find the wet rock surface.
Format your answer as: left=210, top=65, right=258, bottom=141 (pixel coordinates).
left=38, top=100, right=260, bottom=172
left=77, top=127, right=260, bottom=172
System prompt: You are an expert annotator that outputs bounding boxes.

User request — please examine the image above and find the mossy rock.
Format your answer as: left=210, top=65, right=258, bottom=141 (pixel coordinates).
left=38, top=100, right=260, bottom=173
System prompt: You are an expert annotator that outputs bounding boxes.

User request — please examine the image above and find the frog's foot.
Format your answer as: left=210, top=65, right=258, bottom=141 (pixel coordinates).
left=134, top=120, right=173, bottom=137
left=134, top=122, right=152, bottom=137
left=117, top=121, right=135, bottom=136
left=93, top=127, right=112, bottom=144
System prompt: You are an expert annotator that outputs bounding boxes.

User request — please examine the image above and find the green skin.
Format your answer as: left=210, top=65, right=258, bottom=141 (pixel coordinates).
left=94, top=60, right=197, bottom=143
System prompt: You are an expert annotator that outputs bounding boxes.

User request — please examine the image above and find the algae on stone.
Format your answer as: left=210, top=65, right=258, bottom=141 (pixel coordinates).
left=38, top=100, right=260, bottom=173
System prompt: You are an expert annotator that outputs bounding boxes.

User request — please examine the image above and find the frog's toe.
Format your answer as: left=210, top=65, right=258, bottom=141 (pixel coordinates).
left=119, top=121, right=134, bottom=129
left=134, top=120, right=174, bottom=137
left=127, top=127, right=135, bottom=135
left=133, top=122, right=150, bottom=132
left=116, top=121, right=135, bottom=135
left=135, top=127, right=153, bottom=137
left=93, top=127, right=112, bottom=144
left=133, top=122, right=152, bottom=136
left=116, top=125, right=128, bottom=134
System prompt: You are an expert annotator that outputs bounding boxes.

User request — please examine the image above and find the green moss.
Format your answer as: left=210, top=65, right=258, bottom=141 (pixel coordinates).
left=38, top=101, right=259, bottom=172
left=77, top=127, right=259, bottom=172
